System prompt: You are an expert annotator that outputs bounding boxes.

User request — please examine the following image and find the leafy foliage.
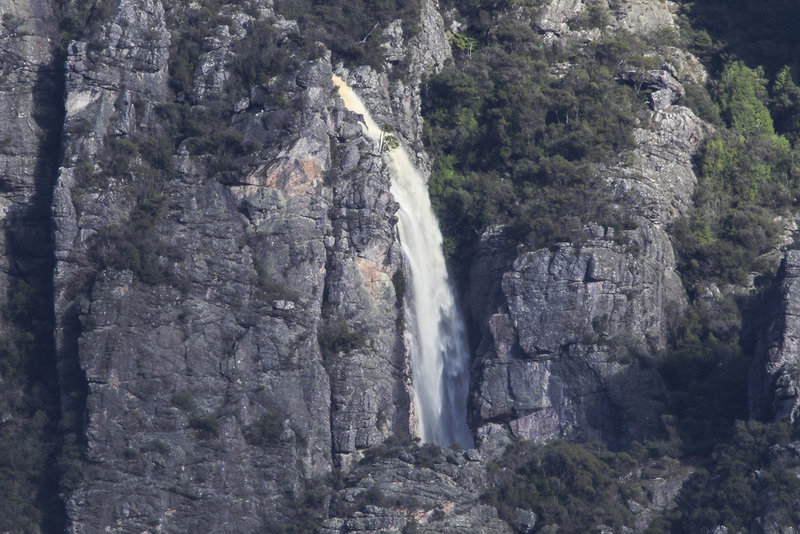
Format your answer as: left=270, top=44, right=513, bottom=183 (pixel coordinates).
left=671, top=61, right=800, bottom=289
left=274, top=0, right=421, bottom=70
left=319, top=320, right=369, bottom=357
left=659, top=297, right=750, bottom=455
left=189, top=413, right=221, bottom=439
left=649, top=421, right=800, bottom=533
left=680, top=0, right=800, bottom=77
left=423, top=4, right=650, bottom=266
left=484, top=440, right=642, bottom=532
left=772, top=66, right=800, bottom=143
left=93, top=189, right=183, bottom=286
left=265, top=476, right=332, bottom=533
left=170, top=391, right=197, bottom=412
left=0, top=280, right=65, bottom=531
left=244, top=411, right=285, bottom=447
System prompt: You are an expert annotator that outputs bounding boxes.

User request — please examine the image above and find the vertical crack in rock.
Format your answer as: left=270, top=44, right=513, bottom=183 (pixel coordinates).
left=0, top=0, right=71, bottom=529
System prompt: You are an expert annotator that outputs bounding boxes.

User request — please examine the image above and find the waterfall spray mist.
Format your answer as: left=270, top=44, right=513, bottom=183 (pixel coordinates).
left=333, top=75, right=473, bottom=448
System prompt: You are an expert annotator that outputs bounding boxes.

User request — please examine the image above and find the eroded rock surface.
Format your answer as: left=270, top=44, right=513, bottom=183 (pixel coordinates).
left=322, top=445, right=512, bottom=534
left=472, top=225, right=682, bottom=447
left=1, top=0, right=777, bottom=532
left=469, top=0, right=711, bottom=450
left=751, top=250, right=800, bottom=427
left=51, top=0, right=424, bottom=529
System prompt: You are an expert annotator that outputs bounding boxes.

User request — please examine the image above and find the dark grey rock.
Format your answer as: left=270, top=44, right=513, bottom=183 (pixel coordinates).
left=471, top=227, right=683, bottom=446
left=51, top=0, right=425, bottom=529
left=751, top=250, right=800, bottom=427
left=618, top=68, right=685, bottom=111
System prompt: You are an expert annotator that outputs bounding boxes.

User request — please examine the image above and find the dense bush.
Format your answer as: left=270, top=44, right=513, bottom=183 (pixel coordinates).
left=680, top=0, right=800, bottom=77
left=423, top=3, right=650, bottom=267
left=170, top=391, right=197, bottom=412
left=253, top=260, right=297, bottom=302
left=92, top=189, right=183, bottom=286
left=659, top=297, right=751, bottom=455
left=265, top=476, right=331, bottom=533
left=274, top=0, right=421, bottom=70
left=189, top=413, right=221, bottom=438
left=319, top=319, right=369, bottom=357
left=672, top=61, right=800, bottom=289
left=484, top=440, right=642, bottom=532
left=650, top=421, right=800, bottom=533
left=0, top=279, right=64, bottom=531
left=140, top=439, right=171, bottom=454
left=244, top=411, right=284, bottom=447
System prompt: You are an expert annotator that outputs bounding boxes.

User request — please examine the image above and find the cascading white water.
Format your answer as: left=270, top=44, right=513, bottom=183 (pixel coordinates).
left=333, top=75, right=474, bottom=449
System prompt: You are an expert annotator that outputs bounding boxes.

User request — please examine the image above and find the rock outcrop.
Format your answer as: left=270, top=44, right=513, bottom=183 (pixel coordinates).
left=751, top=250, right=800, bottom=427
left=608, top=104, right=713, bottom=225
left=322, top=444, right=512, bottom=534
left=48, top=0, right=439, bottom=529
left=618, top=66, right=685, bottom=111
left=468, top=0, right=712, bottom=450
left=4, top=0, right=788, bottom=532
left=472, top=224, right=683, bottom=447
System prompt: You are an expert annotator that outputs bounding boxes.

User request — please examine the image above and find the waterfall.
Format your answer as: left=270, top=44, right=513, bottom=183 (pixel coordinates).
left=332, top=75, right=474, bottom=449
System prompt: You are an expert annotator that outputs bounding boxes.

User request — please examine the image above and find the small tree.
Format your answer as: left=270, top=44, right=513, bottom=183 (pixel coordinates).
left=717, top=61, right=774, bottom=136
left=450, top=33, right=479, bottom=59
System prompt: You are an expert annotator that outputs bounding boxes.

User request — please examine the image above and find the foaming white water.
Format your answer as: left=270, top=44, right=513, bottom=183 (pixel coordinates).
left=332, top=75, right=473, bottom=448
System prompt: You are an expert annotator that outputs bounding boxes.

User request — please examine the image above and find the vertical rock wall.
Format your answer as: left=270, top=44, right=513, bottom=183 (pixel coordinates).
left=750, top=250, right=800, bottom=428
left=48, top=0, right=450, bottom=529
left=468, top=0, right=713, bottom=449
left=0, top=1, right=63, bottom=530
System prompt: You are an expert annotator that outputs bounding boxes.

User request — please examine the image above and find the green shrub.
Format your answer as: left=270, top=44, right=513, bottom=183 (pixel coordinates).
left=391, top=269, right=406, bottom=306
left=570, top=0, right=611, bottom=30
left=661, top=421, right=800, bottom=532
left=92, top=188, right=189, bottom=287
left=140, top=439, right=171, bottom=454
left=0, top=271, right=63, bottom=532
left=680, top=0, right=800, bottom=77
left=423, top=8, right=646, bottom=266
left=659, top=298, right=750, bottom=455
left=253, top=260, right=297, bottom=302
left=415, top=443, right=441, bottom=469
left=274, top=0, right=421, bottom=71
left=319, top=320, right=368, bottom=357
left=243, top=411, right=284, bottom=447
left=189, top=414, right=220, bottom=438
left=170, top=391, right=196, bottom=412
left=717, top=61, right=775, bottom=136
left=483, top=440, right=642, bottom=532
left=772, top=66, right=800, bottom=142
left=264, top=477, right=330, bottom=533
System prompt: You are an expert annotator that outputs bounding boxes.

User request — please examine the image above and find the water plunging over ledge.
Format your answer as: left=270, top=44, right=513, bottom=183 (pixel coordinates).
left=332, top=75, right=473, bottom=449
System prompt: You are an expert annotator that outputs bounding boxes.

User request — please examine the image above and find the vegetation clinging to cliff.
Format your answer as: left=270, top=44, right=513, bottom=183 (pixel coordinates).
left=672, top=60, right=800, bottom=289
left=275, top=0, right=421, bottom=70
left=423, top=2, right=653, bottom=268
left=424, top=1, right=800, bottom=533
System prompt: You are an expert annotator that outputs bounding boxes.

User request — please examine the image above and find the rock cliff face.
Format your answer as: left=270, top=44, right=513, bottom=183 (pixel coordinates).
left=472, top=225, right=685, bottom=447
left=5, top=0, right=794, bottom=532
left=468, top=0, right=711, bottom=450
left=321, top=445, right=512, bottom=534
left=0, top=0, right=63, bottom=529
left=45, top=0, right=456, bottom=530
left=0, top=0, right=60, bottom=295
left=751, top=250, right=800, bottom=428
